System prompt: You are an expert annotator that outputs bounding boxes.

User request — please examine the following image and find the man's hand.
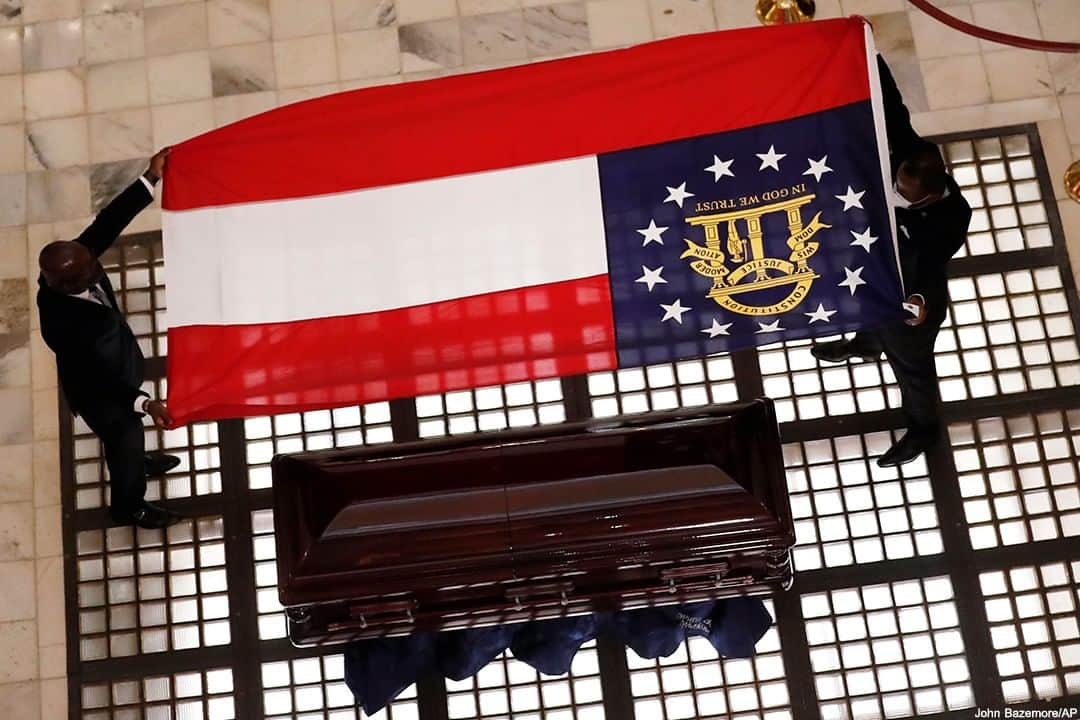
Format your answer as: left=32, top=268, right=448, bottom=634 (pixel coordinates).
left=904, top=294, right=927, bottom=326
left=144, top=399, right=174, bottom=429
left=146, top=147, right=171, bottom=183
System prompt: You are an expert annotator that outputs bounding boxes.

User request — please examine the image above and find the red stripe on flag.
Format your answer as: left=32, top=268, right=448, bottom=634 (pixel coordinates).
left=164, top=19, right=870, bottom=210
left=165, top=275, right=617, bottom=425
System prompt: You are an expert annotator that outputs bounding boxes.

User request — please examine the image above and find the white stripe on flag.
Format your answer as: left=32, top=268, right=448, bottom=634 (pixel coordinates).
left=162, top=156, right=609, bottom=327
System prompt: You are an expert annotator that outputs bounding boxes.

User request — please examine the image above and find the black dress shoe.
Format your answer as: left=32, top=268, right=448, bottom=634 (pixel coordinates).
left=877, top=429, right=937, bottom=468
left=810, top=340, right=881, bottom=364
left=144, top=452, right=181, bottom=477
left=131, top=502, right=184, bottom=529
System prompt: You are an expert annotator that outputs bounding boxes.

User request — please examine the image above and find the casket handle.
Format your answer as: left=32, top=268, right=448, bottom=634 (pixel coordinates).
left=347, top=598, right=417, bottom=629
left=660, top=561, right=734, bottom=591
left=505, top=580, right=575, bottom=609
left=658, top=561, right=731, bottom=580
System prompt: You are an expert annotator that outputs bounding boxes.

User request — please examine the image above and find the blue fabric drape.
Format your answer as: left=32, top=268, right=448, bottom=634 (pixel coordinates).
left=344, top=597, right=773, bottom=714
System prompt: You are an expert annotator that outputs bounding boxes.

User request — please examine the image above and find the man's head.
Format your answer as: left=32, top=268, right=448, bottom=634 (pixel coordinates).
left=895, top=141, right=947, bottom=210
left=39, top=241, right=103, bottom=295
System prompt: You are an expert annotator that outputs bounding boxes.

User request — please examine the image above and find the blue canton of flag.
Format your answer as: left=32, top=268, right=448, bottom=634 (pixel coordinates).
left=598, top=101, right=904, bottom=368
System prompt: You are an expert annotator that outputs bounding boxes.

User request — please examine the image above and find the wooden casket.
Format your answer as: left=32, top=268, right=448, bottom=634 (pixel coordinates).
left=272, top=398, right=794, bottom=646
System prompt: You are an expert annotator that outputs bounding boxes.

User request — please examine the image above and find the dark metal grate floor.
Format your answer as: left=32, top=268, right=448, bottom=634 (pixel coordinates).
left=59, top=125, right=1080, bottom=718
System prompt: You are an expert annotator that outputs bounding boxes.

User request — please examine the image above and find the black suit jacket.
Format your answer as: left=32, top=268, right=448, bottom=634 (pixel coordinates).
left=895, top=176, right=972, bottom=324
left=38, top=181, right=153, bottom=421
left=877, top=56, right=971, bottom=322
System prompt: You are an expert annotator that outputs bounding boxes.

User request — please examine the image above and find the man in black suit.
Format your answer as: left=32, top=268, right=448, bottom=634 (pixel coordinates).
left=810, top=59, right=973, bottom=468
left=38, top=148, right=183, bottom=529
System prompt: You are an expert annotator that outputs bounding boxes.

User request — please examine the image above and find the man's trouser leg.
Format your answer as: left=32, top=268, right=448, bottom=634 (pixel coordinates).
left=875, top=319, right=943, bottom=431
left=82, top=410, right=147, bottom=522
left=848, top=331, right=884, bottom=357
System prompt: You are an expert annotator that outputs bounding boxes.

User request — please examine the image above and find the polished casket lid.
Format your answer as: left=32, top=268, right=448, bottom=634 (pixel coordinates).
left=272, top=398, right=793, bottom=643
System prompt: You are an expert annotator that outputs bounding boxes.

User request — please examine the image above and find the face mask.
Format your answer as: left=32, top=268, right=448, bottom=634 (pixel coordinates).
left=892, top=182, right=930, bottom=210
left=892, top=183, right=913, bottom=209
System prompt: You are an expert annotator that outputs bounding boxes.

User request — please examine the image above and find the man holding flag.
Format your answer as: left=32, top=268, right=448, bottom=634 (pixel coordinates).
left=811, top=59, right=973, bottom=468
left=38, top=149, right=183, bottom=529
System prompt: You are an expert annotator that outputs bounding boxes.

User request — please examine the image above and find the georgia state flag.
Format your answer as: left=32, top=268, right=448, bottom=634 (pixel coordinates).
left=161, top=18, right=901, bottom=425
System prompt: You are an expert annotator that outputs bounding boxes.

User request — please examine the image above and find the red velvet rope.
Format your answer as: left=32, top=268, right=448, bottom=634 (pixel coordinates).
left=906, top=0, right=1080, bottom=53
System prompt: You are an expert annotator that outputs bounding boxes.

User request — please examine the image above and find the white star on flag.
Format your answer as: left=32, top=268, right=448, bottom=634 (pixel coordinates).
left=849, top=227, right=878, bottom=252
left=803, top=155, right=833, bottom=182
left=701, top=318, right=733, bottom=337
left=660, top=299, right=691, bottom=324
left=756, top=319, right=784, bottom=333
left=635, top=265, right=667, bottom=292
left=804, top=303, right=837, bottom=324
left=756, top=145, right=786, bottom=171
left=835, top=186, right=866, bottom=211
left=664, top=182, right=694, bottom=208
left=839, top=266, right=867, bottom=295
left=705, top=156, right=735, bottom=181
left=637, top=219, right=668, bottom=246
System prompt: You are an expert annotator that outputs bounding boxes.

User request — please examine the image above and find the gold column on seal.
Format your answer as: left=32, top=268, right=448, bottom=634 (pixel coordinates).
left=744, top=215, right=766, bottom=281
left=785, top=205, right=810, bottom=273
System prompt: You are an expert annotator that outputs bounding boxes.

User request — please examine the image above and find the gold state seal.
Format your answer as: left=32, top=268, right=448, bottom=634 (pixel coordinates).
left=680, top=193, right=830, bottom=317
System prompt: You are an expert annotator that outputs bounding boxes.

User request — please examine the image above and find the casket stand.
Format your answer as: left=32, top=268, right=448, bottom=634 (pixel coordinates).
left=272, top=398, right=795, bottom=647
